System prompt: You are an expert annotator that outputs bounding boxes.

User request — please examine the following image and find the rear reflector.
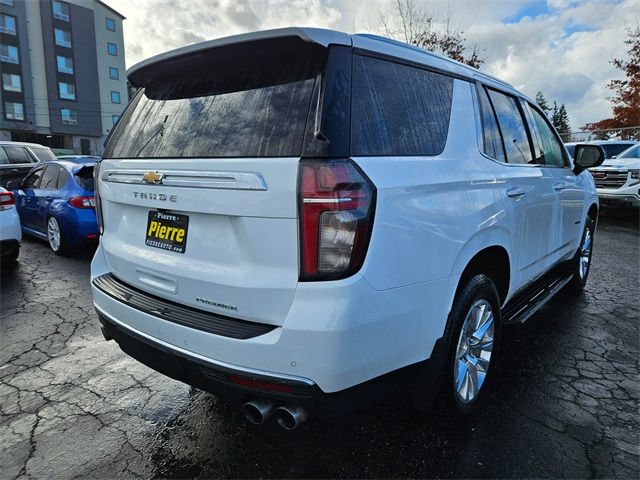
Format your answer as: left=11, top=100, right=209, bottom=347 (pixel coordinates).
left=69, top=196, right=96, bottom=208
left=228, top=375, right=294, bottom=393
left=298, top=159, right=375, bottom=281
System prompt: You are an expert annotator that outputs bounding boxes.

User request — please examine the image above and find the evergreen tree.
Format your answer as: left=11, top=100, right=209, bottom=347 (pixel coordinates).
left=535, top=91, right=551, bottom=115
left=551, top=101, right=559, bottom=128
left=556, top=104, right=571, bottom=142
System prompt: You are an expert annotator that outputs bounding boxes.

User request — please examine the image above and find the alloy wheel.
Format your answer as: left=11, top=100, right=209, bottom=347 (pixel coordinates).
left=579, top=228, right=592, bottom=280
left=453, top=299, right=495, bottom=404
left=47, top=217, right=61, bottom=252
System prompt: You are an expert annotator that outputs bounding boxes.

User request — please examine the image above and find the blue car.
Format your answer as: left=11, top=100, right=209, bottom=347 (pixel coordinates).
left=11, top=159, right=98, bottom=254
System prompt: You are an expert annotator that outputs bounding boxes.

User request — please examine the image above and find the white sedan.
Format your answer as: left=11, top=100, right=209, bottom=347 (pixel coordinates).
left=0, top=187, right=21, bottom=264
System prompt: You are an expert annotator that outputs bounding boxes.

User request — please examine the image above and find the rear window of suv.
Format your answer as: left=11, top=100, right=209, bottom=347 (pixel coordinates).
left=104, top=52, right=324, bottom=159
left=350, top=55, right=454, bottom=156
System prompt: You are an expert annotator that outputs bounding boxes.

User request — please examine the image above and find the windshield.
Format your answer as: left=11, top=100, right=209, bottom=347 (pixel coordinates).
left=565, top=145, right=576, bottom=158
left=29, top=146, right=57, bottom=161
left=617, top=144, right=640, bottom=159
left=105, top=46, right=325, bottom=159
left=602, top=143, right=636, bottom=158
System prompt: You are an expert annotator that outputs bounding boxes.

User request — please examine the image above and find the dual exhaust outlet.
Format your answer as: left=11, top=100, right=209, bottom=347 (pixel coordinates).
left=242, top=399, right=308, bottom=430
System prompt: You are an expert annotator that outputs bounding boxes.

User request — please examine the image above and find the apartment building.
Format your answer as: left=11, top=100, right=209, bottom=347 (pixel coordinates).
left=0, top=0, right=126, bottom=154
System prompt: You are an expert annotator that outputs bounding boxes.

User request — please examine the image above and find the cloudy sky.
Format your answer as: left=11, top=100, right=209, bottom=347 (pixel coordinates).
left=107, top=0, right=639, bottom=130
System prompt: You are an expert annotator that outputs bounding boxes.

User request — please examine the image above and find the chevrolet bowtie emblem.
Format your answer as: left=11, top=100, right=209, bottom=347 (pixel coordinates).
left=142, top=171, right=164, bottom=184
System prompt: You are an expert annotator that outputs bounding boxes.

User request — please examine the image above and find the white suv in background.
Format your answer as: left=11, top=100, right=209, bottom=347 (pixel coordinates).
left=91, top=28, right=605, bottom=429
left=589, top=143, right=640, bottom=208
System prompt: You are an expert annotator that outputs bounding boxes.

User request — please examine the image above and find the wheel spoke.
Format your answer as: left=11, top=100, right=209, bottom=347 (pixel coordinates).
left=472, top=314, right=493, bottom=342
left=455, top=359, right=468, bottom=392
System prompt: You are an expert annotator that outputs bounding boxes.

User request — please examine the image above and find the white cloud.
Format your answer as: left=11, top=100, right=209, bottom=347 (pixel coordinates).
left=106, top=0, right=639, bottom=129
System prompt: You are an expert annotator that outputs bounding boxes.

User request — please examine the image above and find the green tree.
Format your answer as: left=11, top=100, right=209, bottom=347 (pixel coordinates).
left=535, top=91, right=551, bottom=115
left=555, top=104, right=571, bottom=142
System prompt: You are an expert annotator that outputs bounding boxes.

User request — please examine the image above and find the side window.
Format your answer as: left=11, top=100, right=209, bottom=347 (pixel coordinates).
left=5, top=146, right=32, bottom=164
left=0, top=147, right=9, bottom=164
left=486, top=89, right=533, bottom=164
left=40, top=165, right=62, bottom=189
left=477, top=85, right=506, bottom=162
left=524, top=103, right=566, bottom=167
left=56, top=168, right=70, bottom=189
left=23, top=169, right=43, bottom=188
left=351, top=55, right=454, bottom=156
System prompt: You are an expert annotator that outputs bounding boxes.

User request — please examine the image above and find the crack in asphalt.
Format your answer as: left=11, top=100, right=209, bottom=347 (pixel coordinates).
left=0, top=212, right=638, bottom=479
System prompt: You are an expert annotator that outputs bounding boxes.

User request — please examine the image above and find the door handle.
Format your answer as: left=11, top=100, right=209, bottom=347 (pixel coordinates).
left=554, top=182, right=567, bottom=191
left=507, top=187, right=526, bottom=198
left=45, top=196, right=53, bottom=201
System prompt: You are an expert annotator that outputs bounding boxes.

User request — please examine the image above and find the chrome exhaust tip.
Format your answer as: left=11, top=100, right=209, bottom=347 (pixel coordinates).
left=274, top=405, right=309, bottom=430
left=242, top=399, right=275, bottom=425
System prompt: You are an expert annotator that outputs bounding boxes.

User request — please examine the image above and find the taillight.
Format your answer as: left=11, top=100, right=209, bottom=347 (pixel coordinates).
left=69, top=196, right=95, bottom=208
left=298, top=159, right=376, bottom=281
left=94, top=161, right=104, bottom=234
left=0, top=191, right=15, bottom=211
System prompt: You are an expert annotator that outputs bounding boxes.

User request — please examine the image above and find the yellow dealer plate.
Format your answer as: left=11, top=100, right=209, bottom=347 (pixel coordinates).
left=145, top=211, right=189, bottom=254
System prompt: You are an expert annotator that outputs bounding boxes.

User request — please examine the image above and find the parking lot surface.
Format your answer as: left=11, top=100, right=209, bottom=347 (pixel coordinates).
left=1, top=211, right=638, bottom=479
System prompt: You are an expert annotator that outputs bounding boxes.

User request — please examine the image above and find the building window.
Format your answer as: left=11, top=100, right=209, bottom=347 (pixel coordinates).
left=112, top=114, right=120, bottom=126
left=4, top=101, right=24, bottom=121
left=0, top=0, right=14, bottom=6
left=2, top=73, right=21, bottom=92
left=110, top=91, right=121, bottom=104
left=0, top=14, right=16, bottom=35
left=0, top=44, right=19, bottom=64
left=106, top=17, right=116, bottom=31
left=59, top=81, right=76, bottom=100
left=61, top=108, right=77, bottom=125
left=107, top=42, right=117, bottom=56
left=55, top=29, right=71, bottom=48
left=108, top=66, right=119, bottom=80
left=52, top=1, right=70, bottom=21
left=56, top=55, right=73, bottom=74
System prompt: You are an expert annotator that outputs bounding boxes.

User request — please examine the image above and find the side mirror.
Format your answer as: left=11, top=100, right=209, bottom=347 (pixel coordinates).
left=573, top=144, right=605, bottom=175
left=5, top=180, right=22, bottom=190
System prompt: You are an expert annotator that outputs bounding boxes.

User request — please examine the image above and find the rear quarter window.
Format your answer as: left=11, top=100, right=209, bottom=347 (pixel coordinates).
left=74, top=167, right=94, bottom=190
left=350, top=55, right=454, bottom=156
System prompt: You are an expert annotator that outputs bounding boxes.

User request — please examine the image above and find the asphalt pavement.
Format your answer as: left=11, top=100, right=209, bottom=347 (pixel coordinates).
left=1, top=209, right=638, bottom=479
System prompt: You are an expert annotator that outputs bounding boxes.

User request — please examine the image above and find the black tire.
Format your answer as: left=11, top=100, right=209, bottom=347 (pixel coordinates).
left=0, top=245, right=19, bottom=267
left=567, top=215, right=595, bottom=293
left=443, top=274, right=502, bottom=416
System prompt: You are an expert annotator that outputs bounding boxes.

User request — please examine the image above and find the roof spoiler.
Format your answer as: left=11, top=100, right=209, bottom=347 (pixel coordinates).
left=127, top=27, right=351, bottom=88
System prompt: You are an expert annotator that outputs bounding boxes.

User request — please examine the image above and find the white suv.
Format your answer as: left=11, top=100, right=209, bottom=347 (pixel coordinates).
left=589, top=143, right=640, bottom=208
left=91, top=28, right=605, bottom=429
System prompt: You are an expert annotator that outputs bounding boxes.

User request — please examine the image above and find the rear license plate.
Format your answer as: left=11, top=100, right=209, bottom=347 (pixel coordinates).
left=145, top=211, right=189, bottom=253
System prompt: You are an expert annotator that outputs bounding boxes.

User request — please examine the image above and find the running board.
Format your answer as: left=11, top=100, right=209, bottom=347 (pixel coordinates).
left=502, top=268, right=574, bottom=324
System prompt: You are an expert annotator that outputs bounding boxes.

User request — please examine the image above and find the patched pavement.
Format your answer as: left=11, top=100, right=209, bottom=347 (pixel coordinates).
left=1, top=211, right=638, bottom=479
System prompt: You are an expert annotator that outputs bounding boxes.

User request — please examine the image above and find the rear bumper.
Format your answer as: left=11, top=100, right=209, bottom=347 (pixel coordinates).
left=0, top=208, right=22, bottom=243
left=96, top=306, right=446, bottom=415
left=91, top=242, right=454, bottom=397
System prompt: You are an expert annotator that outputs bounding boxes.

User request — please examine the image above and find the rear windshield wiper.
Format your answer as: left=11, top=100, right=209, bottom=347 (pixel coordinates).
left=134, top=115, right=168, bottom=157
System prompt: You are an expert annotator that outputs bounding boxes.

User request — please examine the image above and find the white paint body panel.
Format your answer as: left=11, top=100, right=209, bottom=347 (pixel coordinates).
left=92, top=30, right=600, bottom=394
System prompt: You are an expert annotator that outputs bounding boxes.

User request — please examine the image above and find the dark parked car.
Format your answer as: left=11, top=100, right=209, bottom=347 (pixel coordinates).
left=10, top=158, right=98, bottom=254
left=0, top=141, right=56, bottom=188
